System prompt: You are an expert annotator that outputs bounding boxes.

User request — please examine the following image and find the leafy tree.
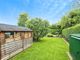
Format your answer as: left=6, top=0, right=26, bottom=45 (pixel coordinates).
left=49, top=24, right=58, bottom=35
left=18, top=13, right=29, bottom=27
left=60, top=16, right=71, bottom=29
left=60, top=9, right=80, bottom=29
left=49, top=24, right=62, bottom=35
left=26, top=18, right=49, bottom=41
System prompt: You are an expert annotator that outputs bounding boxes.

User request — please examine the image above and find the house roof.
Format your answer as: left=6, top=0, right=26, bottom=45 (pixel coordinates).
left=0, top=23, right=32, bottom=32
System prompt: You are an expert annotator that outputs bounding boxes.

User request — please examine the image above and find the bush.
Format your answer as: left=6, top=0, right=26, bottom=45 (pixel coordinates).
left=50, top=29, right=57, bottom=35
left=46, top=33, right=53, bottom=37
left=62, top=24, right=80, bottom=39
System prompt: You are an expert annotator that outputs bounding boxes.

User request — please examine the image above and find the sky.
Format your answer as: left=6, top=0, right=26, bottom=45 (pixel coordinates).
left=0, top=0, right=74, bottom=25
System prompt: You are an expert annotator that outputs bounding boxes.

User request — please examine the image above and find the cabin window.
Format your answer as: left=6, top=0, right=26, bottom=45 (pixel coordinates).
left=5, top=32, right=14, bottom=38
left=5, top=32, right=14, bottom=42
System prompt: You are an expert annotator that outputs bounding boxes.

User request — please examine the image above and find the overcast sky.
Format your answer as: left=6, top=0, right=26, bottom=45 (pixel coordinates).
left=0, top=0, right=74, bottom=25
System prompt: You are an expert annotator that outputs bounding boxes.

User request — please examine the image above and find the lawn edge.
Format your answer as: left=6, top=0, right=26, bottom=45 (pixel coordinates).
left=67, top=52, right=73, bottom=60
left=63, top=38, right=73, bottom=60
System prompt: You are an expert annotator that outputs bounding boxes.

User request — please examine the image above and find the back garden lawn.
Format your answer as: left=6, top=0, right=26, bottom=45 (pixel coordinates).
left=10, top=37, right=69, bottom=60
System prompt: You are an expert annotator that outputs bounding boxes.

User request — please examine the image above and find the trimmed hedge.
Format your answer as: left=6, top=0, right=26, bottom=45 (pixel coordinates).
left=62, top=24, right=80, bottom=39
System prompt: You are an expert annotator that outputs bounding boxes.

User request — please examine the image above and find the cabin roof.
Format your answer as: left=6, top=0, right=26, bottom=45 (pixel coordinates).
left=0, top=23, right=32, bottom=32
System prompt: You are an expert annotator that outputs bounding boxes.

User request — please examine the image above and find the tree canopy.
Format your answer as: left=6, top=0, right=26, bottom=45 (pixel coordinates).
left=60, top=9, right=80, bottom=29
left=26, top=18, right=49, bottom=41
left=18, top=13, right=29, bottom=27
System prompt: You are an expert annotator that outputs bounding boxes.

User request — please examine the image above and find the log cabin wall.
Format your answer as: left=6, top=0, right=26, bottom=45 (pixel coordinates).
left=0, top=32, right=2, bottom=60
left=25, top=32, right=29, bottom=38
left=0, top=24, right=33, bottom=60
left=0, top=31, right=33, bottom=45
left=29, top=32, right=33, bottom=38
left=14, top=32, right=21, bottom=40
left=28, top=32, right=32, bottom=38
left=23, top=32, right=33, bottom=48
left=0, top=32, right=5, bottom=45
left=1, top=31, right=33, bottom=60
left=25, top=32, right=33, bottom=38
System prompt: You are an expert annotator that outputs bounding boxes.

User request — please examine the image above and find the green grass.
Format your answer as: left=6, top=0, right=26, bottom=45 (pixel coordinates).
left=10, top=37, right=69, bottom=60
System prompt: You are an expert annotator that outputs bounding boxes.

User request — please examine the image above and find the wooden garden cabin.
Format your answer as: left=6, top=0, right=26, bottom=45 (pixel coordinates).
left=0, top=23, right=33, bottom=60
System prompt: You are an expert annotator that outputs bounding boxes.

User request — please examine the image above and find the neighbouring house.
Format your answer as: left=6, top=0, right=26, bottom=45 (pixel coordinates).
left=0, top=23, right=33, bottom=60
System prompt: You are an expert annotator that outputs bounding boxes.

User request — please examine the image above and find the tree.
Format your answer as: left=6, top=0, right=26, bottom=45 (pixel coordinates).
left=60, top=9, right=80, bottom=29
left=18, top=13, right=29, bottom=27
left=49, top=24, right=62, bottom=35
left=26, top=18, right=49, bottom=41
left=60, top=16, right=71, bottom=29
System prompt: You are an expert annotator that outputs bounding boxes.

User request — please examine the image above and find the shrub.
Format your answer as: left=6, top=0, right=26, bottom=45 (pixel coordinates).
left=62, top=24, right=80, bottom=39
left=46, top=33, right=53, bottom=37
left=50, top=29, right=57, bottom=35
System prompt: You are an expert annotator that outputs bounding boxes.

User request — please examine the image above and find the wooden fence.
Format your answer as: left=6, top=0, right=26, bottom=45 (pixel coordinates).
left=1, top=38, right=33, bottom=60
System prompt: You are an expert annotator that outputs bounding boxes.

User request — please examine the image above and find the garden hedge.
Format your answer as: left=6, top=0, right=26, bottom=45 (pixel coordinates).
left=62, top=24, right=80, bottom=39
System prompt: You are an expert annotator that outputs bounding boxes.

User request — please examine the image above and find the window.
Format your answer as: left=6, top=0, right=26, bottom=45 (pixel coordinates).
left=5, top=32, right=14, bottom=38
left=5, top=32, right=14, bottom=42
